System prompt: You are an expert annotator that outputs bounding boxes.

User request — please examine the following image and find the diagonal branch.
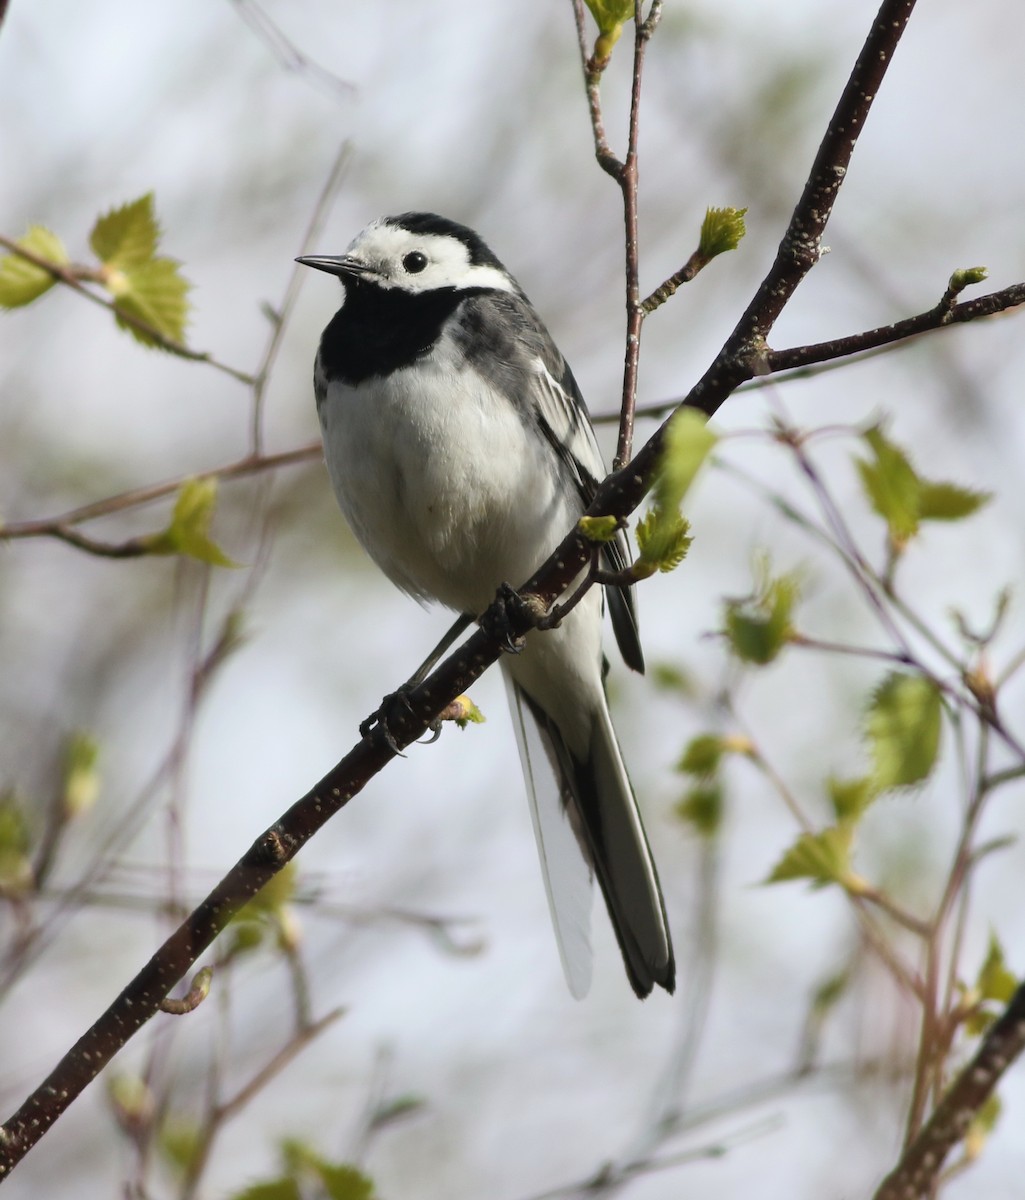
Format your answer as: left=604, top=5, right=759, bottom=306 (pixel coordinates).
left=873, top=982, right=1025, bottom=1200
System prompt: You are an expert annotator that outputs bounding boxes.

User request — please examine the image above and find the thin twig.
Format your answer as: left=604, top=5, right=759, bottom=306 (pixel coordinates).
left=0, top=443, right=321, bottom=545
left=0, top=234, right=254, bottom=383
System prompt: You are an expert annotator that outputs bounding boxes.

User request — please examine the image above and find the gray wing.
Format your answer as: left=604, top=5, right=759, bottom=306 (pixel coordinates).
left=454, top=290, right=644, bottom=673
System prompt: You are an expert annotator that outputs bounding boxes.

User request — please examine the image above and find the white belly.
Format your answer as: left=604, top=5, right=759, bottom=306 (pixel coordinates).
left=318, top=350, right=578, bottom=617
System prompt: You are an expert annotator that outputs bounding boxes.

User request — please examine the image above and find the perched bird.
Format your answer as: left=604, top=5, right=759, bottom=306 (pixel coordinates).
left=298, top=213, right=674, bottom=998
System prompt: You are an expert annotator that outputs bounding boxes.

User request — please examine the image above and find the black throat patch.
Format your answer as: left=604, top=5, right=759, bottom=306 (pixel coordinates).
left=317, top=279, right=476, bottom=385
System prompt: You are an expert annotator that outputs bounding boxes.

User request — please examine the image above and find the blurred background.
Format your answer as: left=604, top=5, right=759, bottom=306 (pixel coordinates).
left=1, top=1, right=1024, bottom=1197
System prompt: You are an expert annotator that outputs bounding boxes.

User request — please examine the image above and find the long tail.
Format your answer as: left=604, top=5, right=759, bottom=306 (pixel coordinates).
left=507, top=679, right=675, bottom=999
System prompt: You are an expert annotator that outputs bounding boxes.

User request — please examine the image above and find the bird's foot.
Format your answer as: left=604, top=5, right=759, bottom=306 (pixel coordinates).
left=480, top=582, right=548, bottom=654
left=360, top=685, right=419, bottom=755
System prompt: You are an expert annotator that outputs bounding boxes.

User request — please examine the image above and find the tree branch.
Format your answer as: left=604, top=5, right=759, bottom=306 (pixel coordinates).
left=766, top=281, right=1025, bottom=375
left=0, top=234, right=254, bottom=384
left=873, top=983, right=1025, bottom=1200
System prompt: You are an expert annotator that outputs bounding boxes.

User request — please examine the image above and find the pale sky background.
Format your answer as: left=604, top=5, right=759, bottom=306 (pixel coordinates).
left=1, top=2, right=1024, bottom=1198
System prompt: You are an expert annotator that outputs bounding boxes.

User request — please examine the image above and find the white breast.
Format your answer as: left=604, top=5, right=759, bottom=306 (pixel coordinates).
left=318, top=345, right=578, bottom=617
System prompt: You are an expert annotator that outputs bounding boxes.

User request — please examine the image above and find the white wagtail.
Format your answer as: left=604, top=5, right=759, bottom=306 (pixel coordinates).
left=297, top=213, right=674, bottom=999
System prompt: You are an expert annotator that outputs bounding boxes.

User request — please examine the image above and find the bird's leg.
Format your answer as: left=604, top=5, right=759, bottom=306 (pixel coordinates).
left=359, top=613, right=475, bottom=752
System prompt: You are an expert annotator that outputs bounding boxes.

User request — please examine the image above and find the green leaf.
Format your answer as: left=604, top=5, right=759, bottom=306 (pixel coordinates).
left=977, top=932, right=1017, bottom=1004
left=0, top=792, right=33, bottom=894
left=698, top=207, right=748, bottom=259
left=235, top=862, right=298, bottom=926
left=277, top=1141, right=375, bottom=1200
left=810, top=969, right=851, bottom=1017
left=0, top=225, right=69, bottom=307
left=90, top=194, right=160, bottom=268
left=723, top=561, right=800, bottom=665
left=677, top=734, right=725, bottom=777
left=158, top=1115, right=203, bottom=1177
left=964, top=1094, right=1001, bottom=1162
left=449, top=695, right=486, bottom=728
left=111, top=257, right=191, bottom=346
left=675, top=783, right=723, bottom=838
left=649, top=662, right=696, bottom=696
left=635, top=509, right=692, bottom=574
left=316, top=1163, right=375, bottom=1200
left=636, top=408, right=713, bottom=573
left=765, top=825, right=853, bottom=889
left=63, top=731, right=100, bottom=817
left=917, top=480, right=991, bottom=522
left=577, top=515, right=620, bottom=544
left=856, top=424, right=990, bottom=546
left=107, top=1073, right=155, bottom=1129
left=856, top=426, right=922, bottom=543
left=583, top=0, right=633, bottom=37
left=145, top=478, right=237, bottom=567
left=828, top=775, right=878, bottom=823
left=656, top=408, right=718, bottom=515
left=230, top=1181, right=300, bottom=1200
left=89, top=195, right=191, bottom=346
left=866, top=672, right=942, bottom=791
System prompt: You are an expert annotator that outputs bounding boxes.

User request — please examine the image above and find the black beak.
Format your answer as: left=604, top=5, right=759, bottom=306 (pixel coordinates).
left=295, top=254, right=370, bottom=278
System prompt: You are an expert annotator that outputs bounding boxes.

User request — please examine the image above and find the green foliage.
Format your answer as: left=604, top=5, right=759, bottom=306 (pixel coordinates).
left=855, top=425, right=990, bottom=549
left=233, top=1182, right=300, bottom=1200
left=765, top=824, right=857, bottom=890
left=698, top=206, right=748, bottom=260
left=916, top=480, right=991, bottom=522
left=810, top=968, right=851, bottom=1017
left=235, top=862, right=298, bottom=925
left=636, top=408, right=714, bottom=574
left=227, top=862, right=299, bottom=957
left=976, top=932, right=1017, bottom=1005
left=584, top=0, right=633, bottom=33
left=63, top=731, right=100, bottom=817
left=228, top=1140, right=376, bottom=1200
left=675, top=783, right=723, bottom=837
left=583, top=0, right=633, bottom=60
left=0, top=196, right=191, bottom=348
left=90, top=194, right=191, bottom=346
left=0, top=792, right=32, bottom=894
left=635, top=510, right=692, bottom=574
left=948, top=265, right=988, bottom=294
left=107, top=1073, right=155, bottom=1131
left=450, top=695, right=486, bottom=728
left=827, top=775, right=876, bottom=823
left=145, top=478, right=237, bottom=567
left=649, top=661, right=697, bottom=695
left=656, top=408, right=718, bottom=514
left=677, top=733, right=726, bottom=777
left=0, top=225, right=68, bottom=306
left=963, top=1093, right=1002, bottom=1162
left=866, top=672, right=942, bottom=791
left=158, top=1115, right=203, bottom=1177
left=723, top=560, right=800, bottom=665
left=90, top=194, right=161, bottom=266
left=577, top=514, right=620, bottom=544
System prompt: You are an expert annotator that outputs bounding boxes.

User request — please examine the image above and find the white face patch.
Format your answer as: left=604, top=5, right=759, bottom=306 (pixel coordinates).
left=343, top=220, right=518, bottom=295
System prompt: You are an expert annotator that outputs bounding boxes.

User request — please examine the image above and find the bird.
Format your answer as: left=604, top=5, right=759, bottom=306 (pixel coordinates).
left=297, top=212, right=674, bottom=999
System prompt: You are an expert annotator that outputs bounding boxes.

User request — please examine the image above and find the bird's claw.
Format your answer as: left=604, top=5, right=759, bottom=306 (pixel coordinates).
left=360, top=685, right=418, bottom=755
left=480, top=582, right=545, bottom=655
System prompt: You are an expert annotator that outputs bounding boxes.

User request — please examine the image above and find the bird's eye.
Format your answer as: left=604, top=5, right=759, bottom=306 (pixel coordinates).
left=402, top=251, right=428, bottom=274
